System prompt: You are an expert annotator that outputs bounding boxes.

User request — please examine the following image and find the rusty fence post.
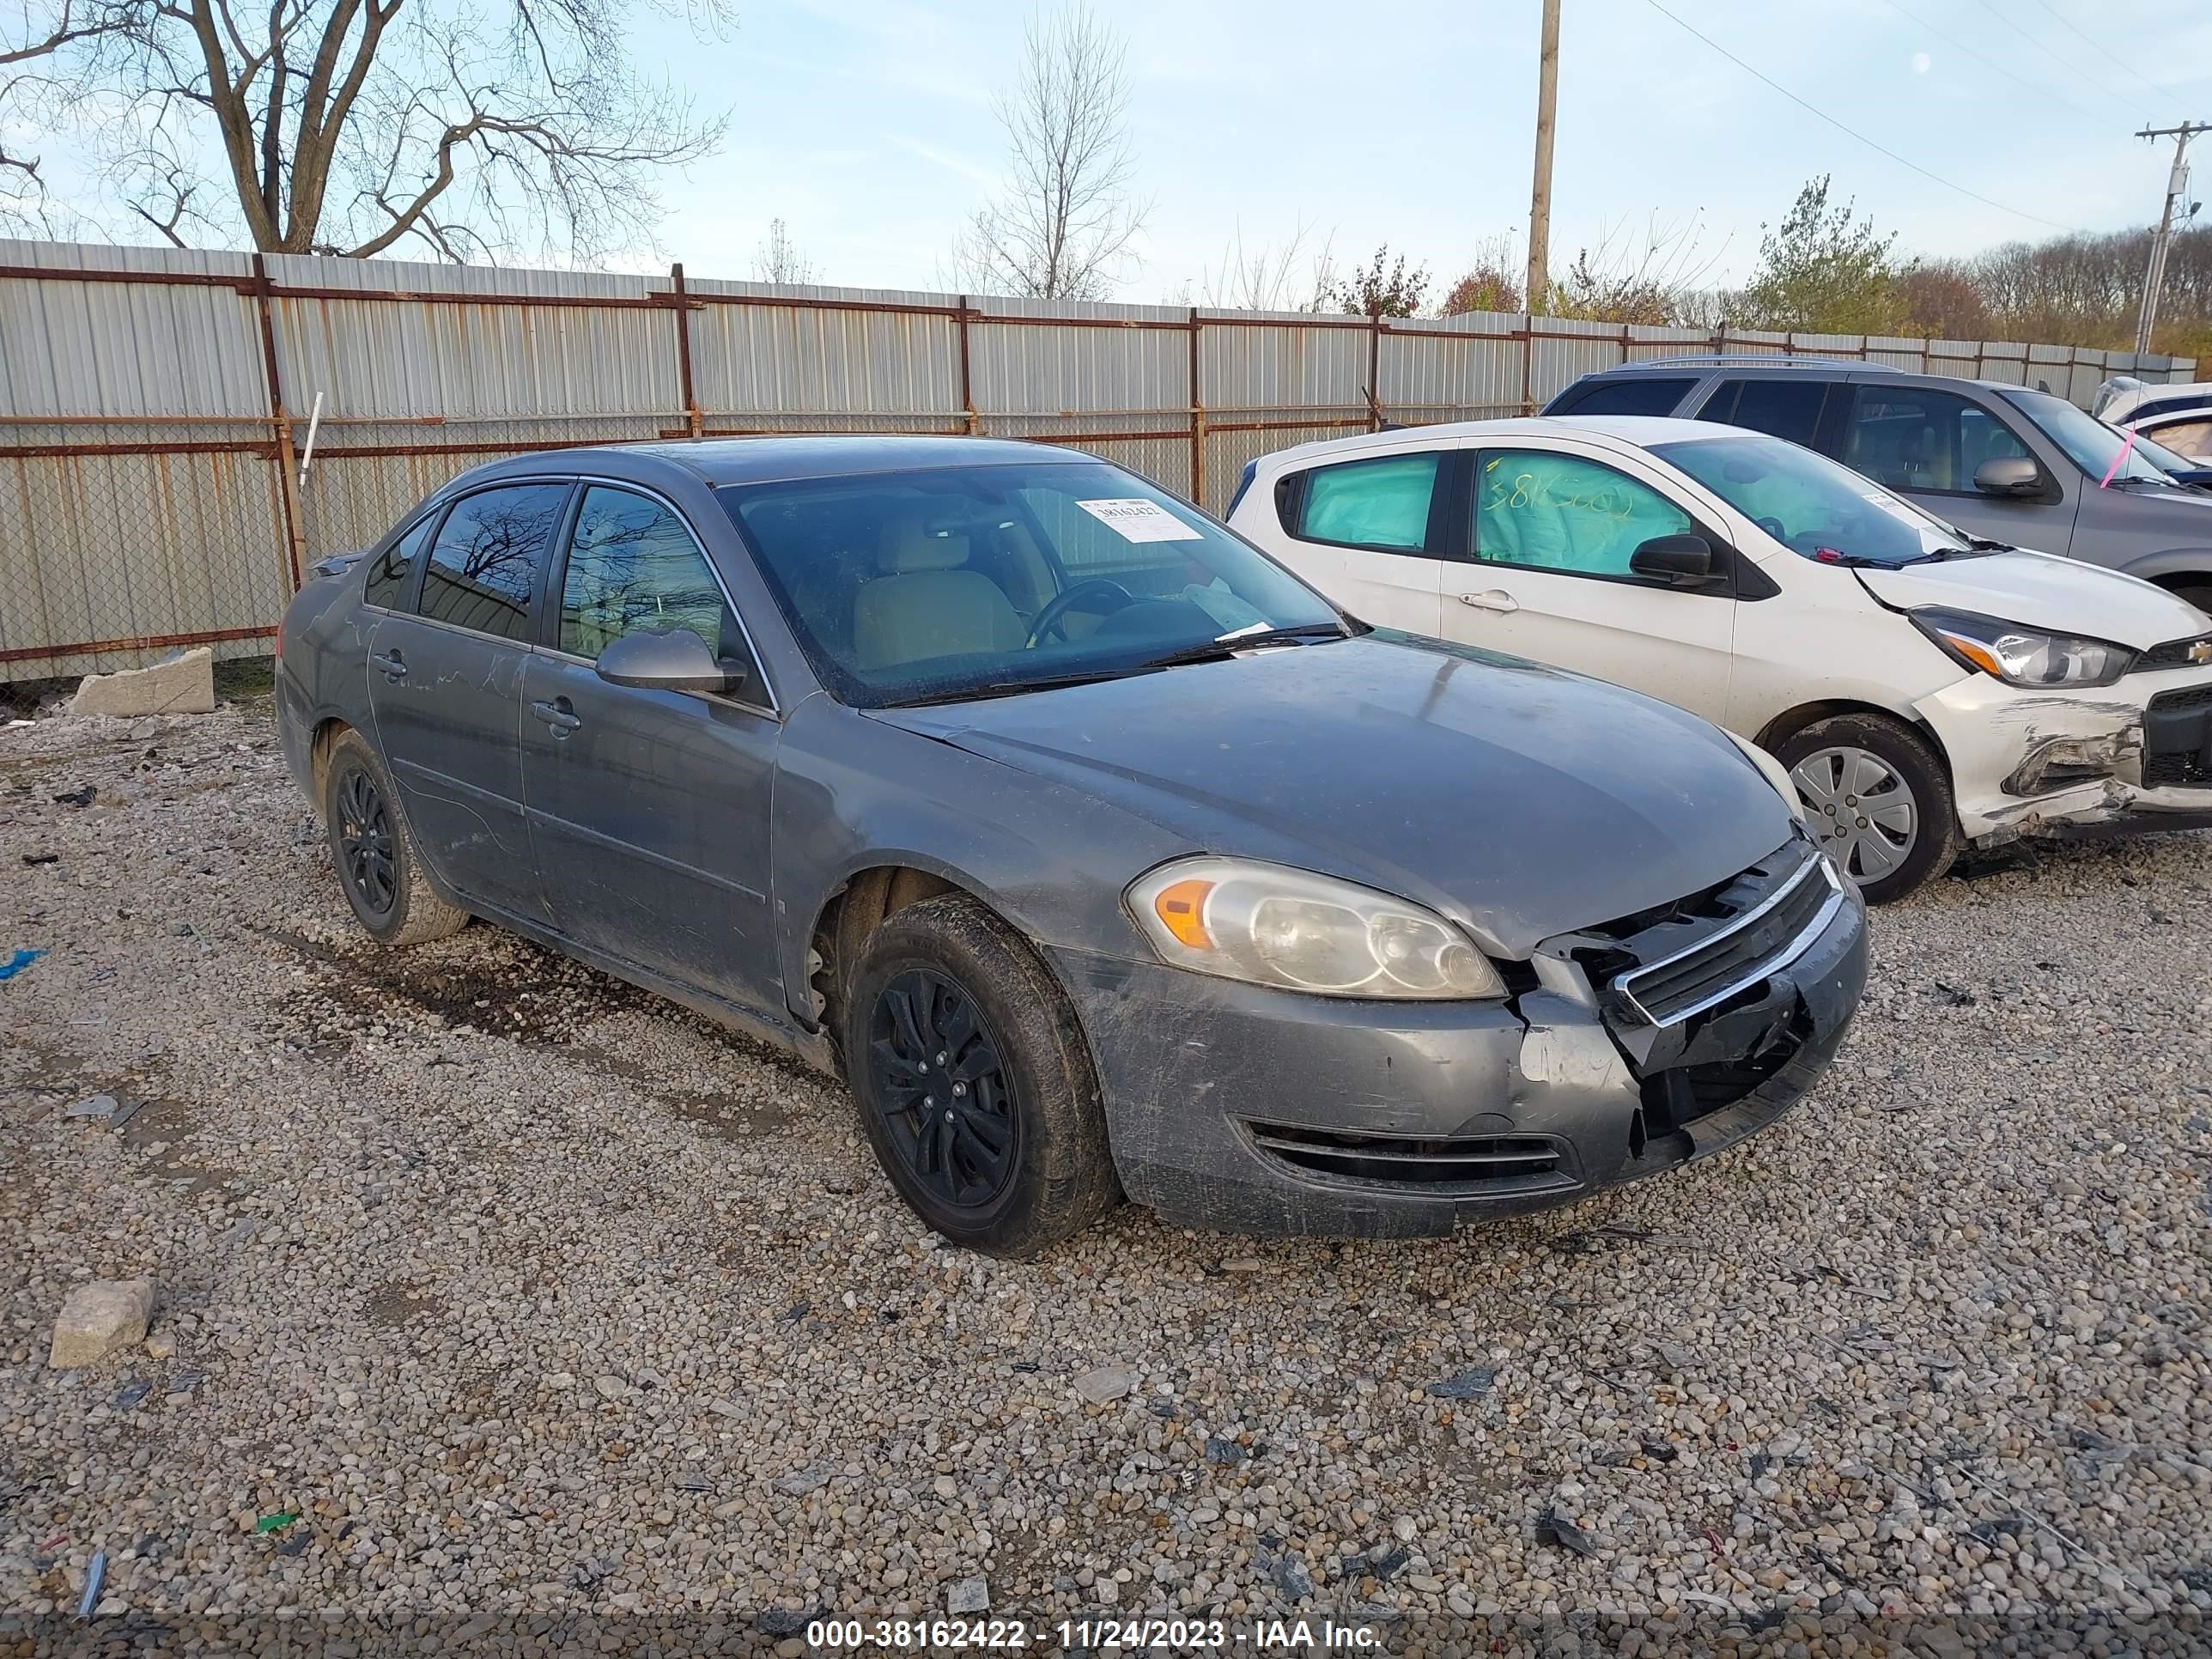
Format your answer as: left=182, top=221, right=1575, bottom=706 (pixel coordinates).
left=1368, top=314, right=1383, bottom=431
left=252, top=253, right=306, bottom=592
left=958, top=298, right=980, bottom=435
left=671, top=263, right=703, bottom=438
left=1188, top=307, right=1206, bottom=506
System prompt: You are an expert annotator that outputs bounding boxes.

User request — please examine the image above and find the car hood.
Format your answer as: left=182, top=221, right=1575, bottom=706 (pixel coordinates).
left=1855, top=549, right=2209, bottom=647
left=872, top=635, right=1796, bottom=958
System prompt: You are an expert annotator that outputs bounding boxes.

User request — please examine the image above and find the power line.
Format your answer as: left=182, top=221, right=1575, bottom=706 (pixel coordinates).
left=2021, top=0, right=2166, bottom=106
left=1964, top=0, right=2142, bottom=117
left=1874, top=0, right=2106, bottom=131
left=1639, top=0, right=2075, bottom=232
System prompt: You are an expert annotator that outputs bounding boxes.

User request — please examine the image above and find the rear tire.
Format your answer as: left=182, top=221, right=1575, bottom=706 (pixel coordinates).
left=323, top=728, right=469, bottom=947
left=842, top=894, right=1120, bottom=1257
left=1778, top=714, right=1961, bottom=904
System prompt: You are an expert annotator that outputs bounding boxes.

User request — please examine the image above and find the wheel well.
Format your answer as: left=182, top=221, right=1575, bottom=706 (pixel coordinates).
left=805, top=866, right=960, bottom=1044
left=1753, top=700, right=1952, bottom=775
left=2147, top=571, right=2212, bottom=600
left=307, top=717, right=351, bottom=810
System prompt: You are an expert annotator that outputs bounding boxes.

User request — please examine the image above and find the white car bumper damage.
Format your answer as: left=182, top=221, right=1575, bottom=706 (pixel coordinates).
left=1915, top=666, right=2212, bottom=842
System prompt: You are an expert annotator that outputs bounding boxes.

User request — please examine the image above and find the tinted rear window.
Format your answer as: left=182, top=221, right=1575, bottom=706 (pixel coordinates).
left=1701, top=378, right=1830, bottom=447
left=1547, top=376, right=1695, bottom=416
left=416, top=483, right=569, bottom=640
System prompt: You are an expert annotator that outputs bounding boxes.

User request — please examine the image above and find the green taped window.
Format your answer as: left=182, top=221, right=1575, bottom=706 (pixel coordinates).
left=1295, top=453, right=1439, bottom=551
left=1474, top=451, right=1692, bottom=577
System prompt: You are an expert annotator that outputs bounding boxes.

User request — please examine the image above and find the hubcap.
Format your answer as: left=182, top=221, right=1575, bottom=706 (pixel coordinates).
left=1791, top=745, right=1917, bottom=884
left=866, top=969, right=1018, bottom=1211
left=335, top=766, right=398, bottom=916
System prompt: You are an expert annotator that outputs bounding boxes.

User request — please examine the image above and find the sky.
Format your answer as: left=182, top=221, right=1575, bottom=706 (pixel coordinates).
left=623, top=0, right=2212, bottom=301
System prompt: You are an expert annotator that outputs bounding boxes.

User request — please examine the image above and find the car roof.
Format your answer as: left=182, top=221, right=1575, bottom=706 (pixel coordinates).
left=1570, top=358, right=2048, bottom=399
left=1246, top=414, right=1737, bottom=471
left=460, top=434, right=1091, bottom=490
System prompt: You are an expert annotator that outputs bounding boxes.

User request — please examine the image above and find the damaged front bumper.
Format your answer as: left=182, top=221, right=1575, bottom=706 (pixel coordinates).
left=1917, top=665, right=2212, bottom=842
left=1052, top=835, right=1868, bottom=1239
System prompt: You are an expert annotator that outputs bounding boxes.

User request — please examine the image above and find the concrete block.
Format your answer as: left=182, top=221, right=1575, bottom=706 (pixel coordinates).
left=69, top=647, right=216, bottom=717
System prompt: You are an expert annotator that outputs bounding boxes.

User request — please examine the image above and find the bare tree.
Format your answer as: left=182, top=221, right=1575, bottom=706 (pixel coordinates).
left=1184, top=220, right=1335, bottom=312
left=947, top=2, right=1147, bottom=301
left=6, top=0, right=729, bottom=260
left=750, top=216, right=816, bottom=285
left=1, top=0, right=127, bottom=230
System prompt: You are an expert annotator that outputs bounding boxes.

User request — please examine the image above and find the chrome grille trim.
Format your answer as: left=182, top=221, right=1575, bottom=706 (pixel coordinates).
left=1612, top=854, right=1847, bottom=1030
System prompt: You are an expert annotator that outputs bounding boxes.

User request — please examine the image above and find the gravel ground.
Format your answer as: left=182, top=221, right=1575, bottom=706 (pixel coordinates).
left=2, top=692, right=2209, bottom=1657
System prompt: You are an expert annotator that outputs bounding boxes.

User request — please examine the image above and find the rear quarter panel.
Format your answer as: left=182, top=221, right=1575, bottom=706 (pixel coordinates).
left=276, top=570, right=376, bottom=810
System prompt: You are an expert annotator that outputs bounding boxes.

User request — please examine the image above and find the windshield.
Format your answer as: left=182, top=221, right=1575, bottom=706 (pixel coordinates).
left=1652, top=433, right=1972, bottom=567
left=2000, top=388, right=2170, bottom=485
left=2130, top=429, right=2209, bottom=477
left=718, top=460, right=1346, bottom=708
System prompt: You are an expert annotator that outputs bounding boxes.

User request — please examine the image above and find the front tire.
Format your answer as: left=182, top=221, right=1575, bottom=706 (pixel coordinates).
left=1778, top=714, right=1961, bottom=904
left=842, top=894, right=1119, bottom=1257
left=323, top=728, right=469, bottom=947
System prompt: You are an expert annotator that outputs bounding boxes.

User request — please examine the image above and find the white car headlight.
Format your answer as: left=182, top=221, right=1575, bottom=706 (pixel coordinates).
left=1126, top=858, right=1506, bottom=1000
left=1725, top=730, right=1803, bottom=821
left=1911, top=608, right=2135, bottom=689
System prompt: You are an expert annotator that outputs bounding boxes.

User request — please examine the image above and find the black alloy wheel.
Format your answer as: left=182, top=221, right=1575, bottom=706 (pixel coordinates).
left=334, top=763, right=397, bottom=918
left=865, top=969, right=1020, bottom=1212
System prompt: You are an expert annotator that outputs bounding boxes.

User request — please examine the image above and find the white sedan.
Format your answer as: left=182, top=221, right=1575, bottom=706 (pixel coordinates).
left=1228, top=416, right=2212, bottom=902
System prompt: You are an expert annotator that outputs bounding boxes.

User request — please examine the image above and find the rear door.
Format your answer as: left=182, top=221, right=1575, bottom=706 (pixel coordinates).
left=365, top=479, right=571, bottom=922
left=1253, top=447, right=1455, bottom=634
left=1438, top=444, right=1735, bottom=720
left=520, top=483, right=783, bottom=1012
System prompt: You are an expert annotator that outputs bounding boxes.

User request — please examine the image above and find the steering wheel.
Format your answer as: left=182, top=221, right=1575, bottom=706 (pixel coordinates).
left=1753, top=515, right=1789, bottom=542
left=1024, top=579, right=1134, bottom=647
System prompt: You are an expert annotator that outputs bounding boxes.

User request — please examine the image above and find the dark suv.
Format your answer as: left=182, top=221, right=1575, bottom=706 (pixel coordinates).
left=1546, top=357, right=2212, bottom=611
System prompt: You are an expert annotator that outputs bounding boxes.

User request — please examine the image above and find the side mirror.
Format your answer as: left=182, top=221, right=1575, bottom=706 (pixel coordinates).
left=1973, top=456, right=2044, bottom=497
left=1629, top=532, right=1717, bottom=587
left=595, top=628, right=743, bottom=696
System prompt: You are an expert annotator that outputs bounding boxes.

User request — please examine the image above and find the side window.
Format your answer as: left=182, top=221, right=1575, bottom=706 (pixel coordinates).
left=1474, top=450, right=1692, bottom=579
left=2149, top=418, right=2212, bottom=458
left=1550, top=377, right=1697, bottom=416
left=1291, top=452, right=1441, bottom=551
left=560, top=486, right=741, bottom=667
left=1702, top=379, right=1829, bottom=448
left=1844, top=390, right=2029, bottom=494
left=363, top=514, right=435, bottom=610
left=416, top=483, right=569, bottom=640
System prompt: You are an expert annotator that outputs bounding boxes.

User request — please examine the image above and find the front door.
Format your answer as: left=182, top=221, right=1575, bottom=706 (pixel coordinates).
left=1439, top=447, right=1735, bottom=722
left=520, top=484, right=782, bottom=1013
left=1837, top=385, right=2077, bottom=556
left=364, top=479, right=571, bottom=922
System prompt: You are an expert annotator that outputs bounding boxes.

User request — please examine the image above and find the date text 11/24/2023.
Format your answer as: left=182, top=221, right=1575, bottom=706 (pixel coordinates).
left=805, top=1618, right=1388, bottom=1650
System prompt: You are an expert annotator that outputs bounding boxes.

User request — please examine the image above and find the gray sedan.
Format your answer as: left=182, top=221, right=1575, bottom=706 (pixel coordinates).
left=276, top=437, right=1869, bottom=1255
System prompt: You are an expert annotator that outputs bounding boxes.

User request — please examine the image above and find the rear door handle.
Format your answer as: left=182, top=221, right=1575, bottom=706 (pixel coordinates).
left=531, top=697, right=582, bottom=734
left=1457, top=590, right=1519, bottom=613
left=369, top=648, right=407, bottom=680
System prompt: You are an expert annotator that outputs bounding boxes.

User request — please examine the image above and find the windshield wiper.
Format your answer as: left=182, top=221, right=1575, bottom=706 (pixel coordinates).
left=885, top=669, right=1131, bottom=708
left=1126, top=623, right=1351, bottom=672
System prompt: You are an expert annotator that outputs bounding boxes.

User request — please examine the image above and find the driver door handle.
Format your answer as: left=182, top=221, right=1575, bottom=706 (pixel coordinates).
left=369, top=648, right=407, bottom=680
left=1458, top=589, right=1518, bottom=613
left=531, top=697, right=582, bottom=734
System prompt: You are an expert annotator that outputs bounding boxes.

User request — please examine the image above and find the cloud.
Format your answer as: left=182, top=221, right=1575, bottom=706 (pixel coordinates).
left=1911, top=51, right=1932, bottom=75
left=888, top=134, right=999, bottom=190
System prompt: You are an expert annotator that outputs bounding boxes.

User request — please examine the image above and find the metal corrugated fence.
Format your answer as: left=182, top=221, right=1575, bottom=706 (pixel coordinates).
left=1, top=237, right=2197, bottom=679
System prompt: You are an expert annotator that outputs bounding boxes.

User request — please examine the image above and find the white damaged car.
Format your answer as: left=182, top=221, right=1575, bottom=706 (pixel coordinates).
left=1229, top=416, right=2212, bottom=902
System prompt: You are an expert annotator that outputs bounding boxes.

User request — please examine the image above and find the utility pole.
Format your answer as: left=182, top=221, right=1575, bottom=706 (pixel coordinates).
left=1524, top=0, right=1561, bottom=316
left=2134, top=122, right=2208, bottom=356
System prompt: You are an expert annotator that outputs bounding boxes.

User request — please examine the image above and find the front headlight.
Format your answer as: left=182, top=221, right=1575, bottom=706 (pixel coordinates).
left=1911, top=608, right=2136, bottom=688
left=1125, top=857, right=1506, bottom=1000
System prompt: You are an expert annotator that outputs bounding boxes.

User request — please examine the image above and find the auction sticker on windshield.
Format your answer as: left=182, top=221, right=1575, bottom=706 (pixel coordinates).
left=1078, top=498, right=1205, bottom=542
